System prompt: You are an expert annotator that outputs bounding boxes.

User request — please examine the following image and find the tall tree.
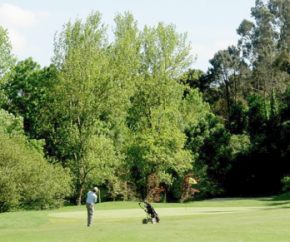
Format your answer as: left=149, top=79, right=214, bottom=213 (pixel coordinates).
left=209, top=46, right=248, bottom=125
left=105, top=12, right=141, bottom=149
left=0, top=26, right=15, bottom=106
left=127, top=23, right=194, bottom=199
left=237, top=0, right=289, bottom=96
left=269, top=0, right=290, bottom=75
left=0, top=26, right=15, bottom=78
left=268, top=0, right=290, bottom=51
left=51, top=12, right=120, bottom=204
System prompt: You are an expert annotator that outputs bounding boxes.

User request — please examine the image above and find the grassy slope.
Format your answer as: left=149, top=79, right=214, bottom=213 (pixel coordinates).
left=0, top=196, right=290, bottom=242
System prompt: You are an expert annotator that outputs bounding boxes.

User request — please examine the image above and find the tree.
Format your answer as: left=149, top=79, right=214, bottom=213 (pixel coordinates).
left=0, top=26, right=15, bottom=78
left=179, top=69, right=205, bottom=91
left=0, top=109, right=71, bottom=212
left=126, top=22, right=193, bottom=199
left=268, top=0, right=290, bottom=51
left=104, top=12, right=142, bottom=150
left=209, top=46, right=249, bottom=129
left=0, top=26, right=15, bottom=107
left=51, top=11, right=122, bottom=204
left=2, top=58, right=59, bottom=139
left=140, top=23, right=192, bottom=80
left=237, top=0, right=290, bottom=96
left=184, top=111, right=233, bottom=197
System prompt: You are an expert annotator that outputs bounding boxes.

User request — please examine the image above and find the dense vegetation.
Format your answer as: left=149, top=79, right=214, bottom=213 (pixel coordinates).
left=0, top=0, right=289, bottom=211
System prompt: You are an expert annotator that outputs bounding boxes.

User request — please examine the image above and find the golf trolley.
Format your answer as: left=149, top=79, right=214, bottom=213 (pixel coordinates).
left=138, top=201, right=160, bottom=224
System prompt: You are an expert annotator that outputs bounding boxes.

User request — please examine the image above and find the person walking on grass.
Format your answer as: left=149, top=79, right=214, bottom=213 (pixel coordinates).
left=86, top=187, right=98, bottom=227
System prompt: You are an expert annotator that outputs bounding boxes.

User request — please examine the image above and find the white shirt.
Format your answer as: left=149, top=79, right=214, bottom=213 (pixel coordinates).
left=86, top=191, right=97, bottom=204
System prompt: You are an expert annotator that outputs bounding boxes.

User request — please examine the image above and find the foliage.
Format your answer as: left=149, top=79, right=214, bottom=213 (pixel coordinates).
left=2, top=2, right=290, bottom=205
left=126, top=22, right=197, bottom=199
left=281, top=176, right=290, bottom=192
left=2, top=59, right=59, bottom=139
left=51, top=11, right=117, bottom=204
left=0, top=26, right=15, bottom=78
left=229, top=134, right=251, bottom=158
left=185, top=113, right=233, bottom=197
left=0, top=26, right=15, bottom=107
left=0, top=109, right=71, bottom=212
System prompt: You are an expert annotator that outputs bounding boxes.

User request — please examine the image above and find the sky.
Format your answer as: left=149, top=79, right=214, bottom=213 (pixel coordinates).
left=0, top=0, right=255, bottom=71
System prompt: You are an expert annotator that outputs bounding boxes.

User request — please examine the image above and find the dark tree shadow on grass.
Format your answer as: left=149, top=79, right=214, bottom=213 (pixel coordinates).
left=259, top=192, right=290, bottom=207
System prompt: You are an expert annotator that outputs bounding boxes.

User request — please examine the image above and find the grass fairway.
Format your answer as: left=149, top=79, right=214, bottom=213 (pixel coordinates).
left=1, top=197, right=290, bottom=242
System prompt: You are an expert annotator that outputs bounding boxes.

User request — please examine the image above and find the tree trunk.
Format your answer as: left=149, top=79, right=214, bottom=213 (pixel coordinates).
left=76, top=183, right=84, bottom=205
left=163, top=188, right=167, bottom=203
left=225, top=80, right=231, bottom=122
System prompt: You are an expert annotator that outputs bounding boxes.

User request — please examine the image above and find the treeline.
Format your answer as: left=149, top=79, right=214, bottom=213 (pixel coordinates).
left=184, top=0, right=290, bottom=195
left=0, top=0, right=289, bottom=211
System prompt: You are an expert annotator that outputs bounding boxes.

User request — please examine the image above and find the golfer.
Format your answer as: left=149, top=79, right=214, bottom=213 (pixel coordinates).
left=86, top=187, right=98, bottom=227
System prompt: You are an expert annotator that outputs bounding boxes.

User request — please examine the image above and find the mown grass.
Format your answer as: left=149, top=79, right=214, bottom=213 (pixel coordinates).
left=0, top=195, right=290, bottom=242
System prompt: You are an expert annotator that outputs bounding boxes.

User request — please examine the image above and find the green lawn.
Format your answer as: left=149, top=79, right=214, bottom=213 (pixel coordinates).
left=1, top=197, right=290, bottom=242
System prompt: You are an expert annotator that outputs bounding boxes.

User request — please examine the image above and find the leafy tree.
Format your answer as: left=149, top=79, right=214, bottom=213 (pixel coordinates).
left=51, top=12, right=141, bottom=203
left=247, top=94, right=269, bottom=138
left=104, top=12, right=141, bottom=150
left=179, top=69, right=205, bottom=92
left=140, top=23, right=192, bottom=80
left=268, top=0, right=290, bottom=51
left=0, top=26, right=15, bottom=107
left=184, top=112, right=233, bottom=197
left=226, top=93, right=286, bottom=196
left=127, top=23, right=193, bottom=199
left=2, top=58, right=59, bottom=139
left=51, top=11, right=119, bottom=204
left=237, top=0, right=289, bottom=96
left=209, top=46, right=247, bottom=123
left=0, top=109, right=71, bottom=212
left=0, top=26, right=15, bottom=78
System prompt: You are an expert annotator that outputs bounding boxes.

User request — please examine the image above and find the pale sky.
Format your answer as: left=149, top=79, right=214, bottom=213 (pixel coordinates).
left=0, top=0, right=255, bottom=71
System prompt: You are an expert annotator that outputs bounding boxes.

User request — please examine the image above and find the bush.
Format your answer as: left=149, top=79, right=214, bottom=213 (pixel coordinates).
left=0, top=109, right=72, bottom=212
left=0, top=134, right=72, bottom=212
left=281, top=176, right=290, bottom=192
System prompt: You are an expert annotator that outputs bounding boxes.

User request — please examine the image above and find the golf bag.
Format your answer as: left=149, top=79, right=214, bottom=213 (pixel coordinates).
left=138, top=201, right=160, bottom=224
